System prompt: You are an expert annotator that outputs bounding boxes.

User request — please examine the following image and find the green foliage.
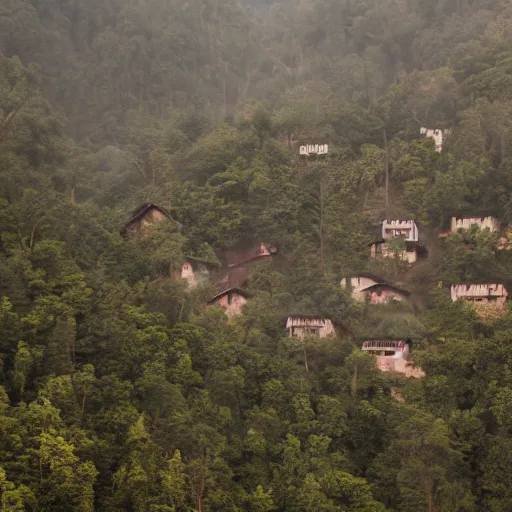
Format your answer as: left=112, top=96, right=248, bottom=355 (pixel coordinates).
left=3, top=1, right=512, bottom=510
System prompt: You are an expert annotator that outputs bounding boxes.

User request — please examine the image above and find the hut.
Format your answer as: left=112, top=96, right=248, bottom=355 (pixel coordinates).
left=362, top=339, right=424, bottom=378
left=121, top=203, right=170, bottom=237
left=285, top=315, right=336, bottom=339
left=208, top=287, right=250, bottom=319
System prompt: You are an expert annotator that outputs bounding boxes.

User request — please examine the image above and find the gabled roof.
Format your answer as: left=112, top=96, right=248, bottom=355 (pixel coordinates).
left=352, top=273, right=391, bottom=285
left=208, top=287, right=250, bottom=304
left=285, top=313, right=332, bottom=320
left=121, top=203, right=171, bottom=234
left=226, top=242, right=277, bottom=268
left=183, top=256, right=220, bottom=269
left=363, top=338, right=412, bottom=342
left=283, top=314, right=334, bottom=328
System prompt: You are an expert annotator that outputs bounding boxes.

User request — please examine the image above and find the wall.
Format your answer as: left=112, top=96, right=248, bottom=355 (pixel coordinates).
left=451, top=284, right=508, bottom=317
left=375, top=357, right=425, bottom=378
left=382, top=220, right=419, bottom=242
left=420, top=127, right=450, bottom=152
left=368, top=287, right=407, bottom=304
left=451, top=216, right=500, bottom=233
left=362, top=340, right=424, bottom=378
left=150, top=209, right=166, bottom=222
left=180, top=262, right=210, bottom=289
left=181, top=262, right=197, bottom=288
left=132, top=207, right=166, bottom=236
left=451, top=284, right=507, bottom=302
left=216, top=292, right=248, bottom=319
left=341, top=276, right=379, bottom=301
left=286, top=317, right=336, bottom=339
left=370, top=243, right=417, bottom=263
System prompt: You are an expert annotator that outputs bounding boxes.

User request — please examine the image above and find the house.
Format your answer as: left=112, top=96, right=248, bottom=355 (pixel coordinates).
left=370, top=240, right=419, bottom=264
left=178, top=258, right=216, bottom=289
left=208, top=287, right=249, bottom=319
left=451, top=284, right=508, bottom=317
left=450, top=216, right=500, bottom=233
left=362, top=340, right=425, bottom=378
left=370, top=220, right=420, bottom=263
left=361, top=283, right=410, bottom=304
left=341, top=273, right=386, bottom=301
left=341, top=275, right=410, bottom=304
left=299, top=144, right=329, bottom=156
left=121, top=203, right=170, bottom=237
left=382, top=220, right=419, bottom=242
left=440, top=216, right=511, bottom=250
left=216, top=242, right=277, bottom=290
left=420, top=127, right=450, bottom=152
left=285, top=315, right=336, bottom=339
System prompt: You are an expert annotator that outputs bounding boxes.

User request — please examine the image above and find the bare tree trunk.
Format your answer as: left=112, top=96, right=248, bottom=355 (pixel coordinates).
left=384, top=129, right=389, bottom=214
left=351, top=363, right=358, bottom=396
left=426, top=485, right=434, bottom=512
left=319, top=178, right=325, bottom=273
left=303, top=342, right=309, bottom=373
left=70, top=175, right=76, bottom=203
left=350, top=363, right=359, bottom=396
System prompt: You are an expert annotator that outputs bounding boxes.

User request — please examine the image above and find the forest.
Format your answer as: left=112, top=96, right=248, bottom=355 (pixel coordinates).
left=3, top=0, right=512, bottom=510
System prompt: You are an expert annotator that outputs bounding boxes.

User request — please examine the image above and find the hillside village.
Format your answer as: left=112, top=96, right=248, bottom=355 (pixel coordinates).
left=6, top=0, right=512, bottom=510
left=121, top=195, right=512, bottom=382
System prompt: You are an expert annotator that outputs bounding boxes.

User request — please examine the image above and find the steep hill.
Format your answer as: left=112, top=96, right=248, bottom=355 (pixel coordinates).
left=2, top=0, right=512, bottom=510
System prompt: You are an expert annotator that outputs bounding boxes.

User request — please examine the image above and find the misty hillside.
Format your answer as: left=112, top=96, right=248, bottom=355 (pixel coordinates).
left=2, top=0, right=512, bottom=510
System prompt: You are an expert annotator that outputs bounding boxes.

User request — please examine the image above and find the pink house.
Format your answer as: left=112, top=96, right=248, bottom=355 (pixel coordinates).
left=362, top=340, right=424, bottom=378
left=121, top=203, right=170, bottom=237
left=364, top=283, right=411, bottom=304
left=208, top=287, right=249, bottom=319
left=215, top=242, right=277, bottom=290
left=178, top=258, right=216, bottom=290
left=341, top=274, right=410, bottom=304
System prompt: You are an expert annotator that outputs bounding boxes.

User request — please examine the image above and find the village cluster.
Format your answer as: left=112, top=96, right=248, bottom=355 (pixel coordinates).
left=121, top=129, right=506, bottom=382
left=123, top=202, right=511, bottom=382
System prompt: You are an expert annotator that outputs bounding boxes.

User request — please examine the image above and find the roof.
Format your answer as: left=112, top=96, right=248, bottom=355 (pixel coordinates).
left=184, top=256, right=220, bottom=269
left=208, top=287, right=250, bottom=303
left=286, top=313, right=332, bottom=320
left=451, top=283, right=507, bottom=295
left=121, top=203, right=171, bottom=234
left=363, top=338, right=411, bottom=342
left=283, top=314, right=334, bottom=328
left=456, top=216, right=496, bottom=220
left=226, top=243, right=277, bottom=268
left=360, top=283, right=411, bottom=297
left=352, top=273, right=391, bottom=284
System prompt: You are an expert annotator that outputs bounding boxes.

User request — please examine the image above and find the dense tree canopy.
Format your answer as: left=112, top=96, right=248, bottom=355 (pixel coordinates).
left=2, top=0, right=512, bottom=510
